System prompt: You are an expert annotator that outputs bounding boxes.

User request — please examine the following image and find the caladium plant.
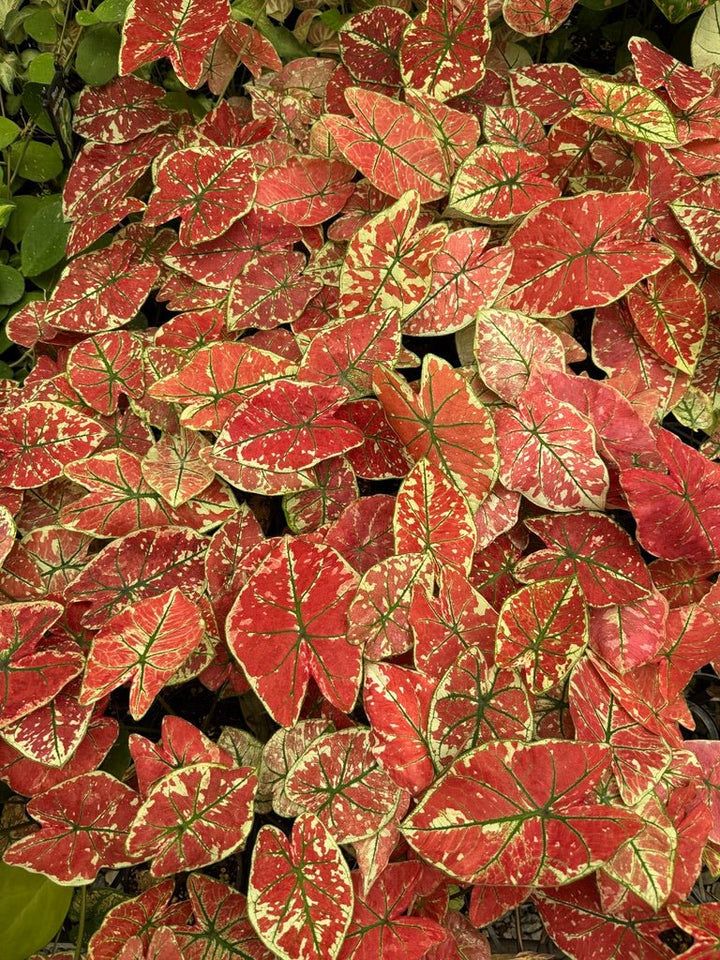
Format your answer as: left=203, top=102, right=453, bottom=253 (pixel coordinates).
left=4, top=0, right=720, bottom=956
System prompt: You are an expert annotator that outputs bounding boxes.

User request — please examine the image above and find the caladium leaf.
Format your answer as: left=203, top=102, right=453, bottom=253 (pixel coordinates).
left=448, top=146, right=560, bottom=223
left=119, top=0, right=230, bottom=89
left=259, top=720, right=334, bottom=819
left=503, top=0, right=576, bottom=36
left=501, top=191, right=673, bottom=317
left=256, top=156, right=356, bottom=227
left=68, top=527, right=207, bottom=630
left=338, top=862, right=447, bottom=960
left=401, top=740, right=641, bottom=886
left=411, top=565, right=497, bottom=678
left=85, top=880, right=182, bottom=960
left=4, top=771, right=142, bottom=885
left=427, top=649, right=532, bottom=768
left=630, top=36, right=712, bottom=110
left=671, top=176, right=720, bottom=268
left=399, top=0, right=490, bottom=101
left=535, top=877, right=676, bottom=960
left=325, top=494, right=396, bottom=575
left=394, top=460, right=476, bottom=575
left=79, top=588, right=206, bottom=720
left=495, top=577, right=588, bottom=693
left=0, top=402, right=106, bottom=489
left=339, top=6, right=409, bottom=84
left=283, top=457, right=358, bottom=534
left=510, top=62, right=584, bottom=125
left=494, top=384, right=609, bottom=512
left=670, top=902, right=720, bottom=954
left=67, top=333, right=145, bottom=415
left=144, top=147, right=256, bottom=245
left=573, top=78, right=679, bottom=145
left=364, top=662, right=434, bottom=794
left=515, top=512, right=653, bottom=607
left=340, top=400, right=413, bottom=481
left=589, top=589, right=669, bottom=674
left=149, top=342, right=296, bottom=432
left=348, top=553, right=434, bottom=660
left=621, top=429, right=720, bottom=562
left=212, top=380, right=362, bottom=473
left=126, top=762, right=257, bottom=877
left=339, top=191, right=446, bottom=320
left=248, top=814, right=352, bottom=960
left=285, top=728, right=403, bottom=843
left=374, top=356, right=498, bottom=510
left=226, top=538, right=361, bottom=727
left=0, top=505, right=15, bottom=569
left=73, top=76, right=171, bottom=143
left=0, top=677, right=93, bottom=768
left=176, top=873, right=273, bottom=960
left=141, top=430, right=215, bottom=508
left=324, top=88, right=450, bottom=202
left=226, top=252, right=321, bottom=333
left=130, top=716, right=235, bottom=796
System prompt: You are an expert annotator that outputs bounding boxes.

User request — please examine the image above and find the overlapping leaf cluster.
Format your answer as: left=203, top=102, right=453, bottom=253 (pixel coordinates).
left=4, top=0, right=720, bottom=957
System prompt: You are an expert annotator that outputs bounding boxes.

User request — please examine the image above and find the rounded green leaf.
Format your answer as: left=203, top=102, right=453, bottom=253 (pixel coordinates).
left=75, top=9, right=99, bottom=25
left=5, top=194, right=56, bottom=244
left=95, top=0, right=130, bottom=22
left=0, top=117, right=20, bottom=149
left=21, top=198, right=69, bottom=276
left=0, top=861, right=73, bottom=960
left=0, top=265, right=24, bottom=305
left=26, top=51, right=56, bottom=84
left=75, top=25, right=121, bottom=86
left=24, top=7, right=58, bottom=43
left=10, top=140, right=63, bottom=182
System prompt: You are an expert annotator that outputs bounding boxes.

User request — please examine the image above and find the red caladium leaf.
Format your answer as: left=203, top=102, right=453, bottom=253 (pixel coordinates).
left=394, top=460, right=476, bottom=574
left=625, top=261, right=708, bottom=375
left=621, top=429, right=720, bottom=562
left=119, top=0, right=230, bottom=89
left=339, top=190, right=447, bottom=320
left=4, top=771, right=142, bottom=884
left=141, top=429, right=215, bottom=507
left=404, top=231, right=513, bottom=337
left=629, top=36, right=713, bottom=111
left=259, top=719, right=334, bottom=819
left=340, top=399, right=413, bottom=481
left=248, top=814, right=352, bottom=960
left=448, top=146, right=560, bottom=222
left=399, top=0, right=490, bottom=101
left=20, top=525, right=91, bottom=595
left=503, top=0, right=577, bottom=36
left=130, top=716, right=235, bottom=796
left=144, top=147, right=256, bottom=245
left=325, top=494, right=396, bottom=574
left=589, top=588, right=669, bottom=673
left=227, top=252, right=321, bottom=332
left=212, top=380, right=362, bottom=473
left=427, top=649, right=532, bottom=768
left=226, top=538, right=361, bottom=727
left=283, top=457, right=358, bottom=534
left=256, top=156, right=356, bottom=226
left=515, top=512, right=653, bottom=607
left=0, top=402, right=106, bottom=489
left=285, top=728, right=403, bottom=843
left=324, top=88, right=450, bottom=202
left=49, top=239, right=159, bottom=334
left=85, top=880, right=182, bottom=960
left=501, top=191, right=673, bottom=317
left=338, top=862, right=447, bottom=960
left=175, top=873, right=273, bottom=960
left=0, top=504, right=15, bottom=568
left=364, top=662, right=434, bottom=794
left=0, top=677, right=92, bottom=768
left=402, top=740, right=641, bottom=886
left=149, top=342, right=296, bottom=432
left=670, top=902, right=720, bottom=957
left=510, top=62, right=584, bottom=124
left=374, top=356, right=498, bottom=510
left=535, top=877, right=675, bottom=960
left=79, top=588, right=206, bottom=720
left=73, top=76, right=171, bottom=143
left=411, top=565, right=497, bottom=678
left=483, top=104, right=548, bottom=154
left=126, top=762, right=257, bottom=877
left=573, top=77, right=679, bottom=145
left=0, top=601, right=82, bottom=728
left=68, top=526, right=207, bottom=630
left=339, top=6, right=409, bottom=84
left=473, top=308, right=566, bottom=403
left=348, top=553, right=434, bottom=660
left=494, top=383, right=609, bottom=512
left=67, top=333, right=145, bottom=415
left=495, top=576, right=588, bottom=693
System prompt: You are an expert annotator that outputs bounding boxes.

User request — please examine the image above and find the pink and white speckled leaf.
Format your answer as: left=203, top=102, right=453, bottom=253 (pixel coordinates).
left=175, top=873, right=273, bottom=959
left=515, top=512, right=653, bottom=607
left=399, top=0, right=490, bottom=101
left=503, top=0, right=576, bottom=35
left=501, top=191, right=673, bottom=317
left=120, top=0, right=230, bottom=89
left=0, top=402, right=106, bottom=490
left=0, top=677, right=92, bottom=768
left=339, top=400, right=413, bottom=481
left=671, top=176, right=720, bottom=268
left=141, top=430, right=215, bottom=508
left=144, top=147, right=256, bottom=245
left=213, top=380, right=362, bottom=474
left=226, top=538, right=361, bottom=727
left=588, top=589, right=668, bottom=674
left=401, top=740, right=640, bottom=886
left=256, top=157, right=356, bottom=227
left=339, top=6, right=409, bottom=84
left=325, top=494, right=395, bottom=575
left=324, top=89, right=450, bottom=202
left=73, top=76, right=171, bottom=143
left=67, top=333, right=145, bottom=415
left=285, top=728, right=403, bottom=843
left=629, top=36, right=712, bottom=110
left=495, top=577, right=588, bottom=693
left=510, top=63, right=584, bottom=124
left=79, top=588, right=206, bottom=720
left=126, top=762, right=257, bottom=877
left=227, top=252, right=321, bottom=332
left=574, top=77, right=679, bottom=145
left=4, top=771, right=142, bottom=885
left=374, top=356, right=498, bottom=510
left=248, top=814, right=352, bottom=960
